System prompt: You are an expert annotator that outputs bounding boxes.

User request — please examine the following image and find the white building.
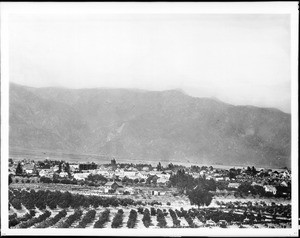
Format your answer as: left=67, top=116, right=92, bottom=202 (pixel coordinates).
left=73, top=172, right=90, bottom=181
left=264, top=185, right=277, bottom=195
left=69, top=164, right=79, bottom=172
left=228, top=183, right=240, bottom=189
left=59, top=172, right=69, bottom=178
left=39, top=169, right=53, bottom=178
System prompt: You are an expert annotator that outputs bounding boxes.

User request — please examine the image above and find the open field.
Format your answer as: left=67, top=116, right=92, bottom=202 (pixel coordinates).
left=9, top=183, right=291, bottom=209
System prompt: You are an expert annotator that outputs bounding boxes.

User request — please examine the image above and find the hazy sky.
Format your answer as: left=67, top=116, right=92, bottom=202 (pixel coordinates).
left=8, top=13, right=291, bottom=112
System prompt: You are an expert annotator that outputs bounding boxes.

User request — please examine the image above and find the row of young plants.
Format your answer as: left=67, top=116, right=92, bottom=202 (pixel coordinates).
left=17, top=210, right=51, bottom=228
left=111, top=209, right=124, bottom=228
left=182, top=212, right=197, bottom=228
left=126, top=209, right=138, bottom=228
left=156, top=209, right=167, bottom=228
left=9, top=210, right=36, bottom=228
left=76, top=210, right=96, bottom=228
left=93, top=209, right=110, bottom=228
left=216, top=200, right=291, bottom=216
left=142, top=208, right=152, bottom=228
left=197, top=207, right=290, bottom=224
left=57, top=210, right=83, bottom=228
left=168, top=209, right=181, bottom=227
left=35, top=209, right=67, bottom=228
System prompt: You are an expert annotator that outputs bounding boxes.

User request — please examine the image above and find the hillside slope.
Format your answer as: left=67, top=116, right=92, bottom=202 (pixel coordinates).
left=9, top=83, right=291, bottom=168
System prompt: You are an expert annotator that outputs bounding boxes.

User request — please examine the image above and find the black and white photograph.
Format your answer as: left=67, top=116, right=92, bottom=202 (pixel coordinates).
left=1, top=2, right=298, bottom=237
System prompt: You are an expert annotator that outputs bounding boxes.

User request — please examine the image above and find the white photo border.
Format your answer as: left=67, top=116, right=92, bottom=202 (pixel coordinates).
left=1, top=2, right=298, bottom=237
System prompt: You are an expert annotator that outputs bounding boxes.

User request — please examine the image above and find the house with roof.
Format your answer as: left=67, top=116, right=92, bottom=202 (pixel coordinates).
left=59, top=172, right=69, bottom=178
left=104, top=181, right=123, bottom=193
left=280, top=181, right=288, bottom=187
left=213, top=176, right=225, bottom=182
left=146, top=174, right=159, bottom=184
left=23, top=164, right=37, bottom=175
left=39, top=169, right=54, bottom=178
left=124, top=171, right=138, bottom=179
left=228, top=183, right=240, bottom=189
left=142, top=166, right=150, bottom=172
left=148, top=189, right=166, bottom=196
left=69, top=164, right=79, bottom=172
left=263, top=185, right=277, bottom=195
left=157, top=176, right=169, bottom=185
left=96, top=169, right=110, bottom=177
left=199, top=170, right=206, bottom=176
left=114, top=168, right=125, bottom=177
left=251, top=181, right=263, bottom=187
left=73, top=172, right=90, bottom=181
left=115, top=187, right=125, bottom=195
left=136, top=172, right=148, bottom=180
left=163, top=170, right=173, bottom=174
left=124, top=187, right=135, bottom=195
left=53, top=165, right=59, bottom=172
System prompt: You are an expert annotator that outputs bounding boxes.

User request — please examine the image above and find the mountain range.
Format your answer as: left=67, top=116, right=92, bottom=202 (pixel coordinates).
left=9, top=83, right=291, bottom=168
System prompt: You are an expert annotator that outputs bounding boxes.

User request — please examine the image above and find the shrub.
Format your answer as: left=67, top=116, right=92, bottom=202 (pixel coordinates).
left=36, top=209, right=67, bottom=228
left=137, top=207, right=144, bottom=214
left=111, top=209, right=124, bottom=228
left=57, top=210, right=83, bottom=228
left=127, top=209, right=138, bottom=228
left=76, top=210, right=96, bottom=228
left=18, top=210, right=51, bottom=228
left=156, top=209, right=167, bottom=228
left=9, top=211, right=36, bottom=228
left=142, top=208, right=152, bottom=228
left=94, top=209, right=110, bottom=228
left=169, top=209, right=181, bottom=227
left=10, top=198, right=22, bottom=210
left=150, top=207, right=156, bottom=216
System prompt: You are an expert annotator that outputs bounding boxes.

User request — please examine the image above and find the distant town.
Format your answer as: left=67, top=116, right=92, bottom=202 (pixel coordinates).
left=9, top=157, right=291, bottom=229
left=9, top=158, right=291, bottom=198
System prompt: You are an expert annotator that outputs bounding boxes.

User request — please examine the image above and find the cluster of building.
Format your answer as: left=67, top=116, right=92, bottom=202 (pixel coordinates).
left=8, top=158, right=291, bottom=196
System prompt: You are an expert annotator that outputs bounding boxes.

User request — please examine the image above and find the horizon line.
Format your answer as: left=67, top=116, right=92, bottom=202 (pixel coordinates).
left=9, top=81, right=290, bottom=114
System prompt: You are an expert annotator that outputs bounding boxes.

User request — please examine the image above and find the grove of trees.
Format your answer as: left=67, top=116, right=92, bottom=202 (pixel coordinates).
left=9, top=188, right=142, bottom=211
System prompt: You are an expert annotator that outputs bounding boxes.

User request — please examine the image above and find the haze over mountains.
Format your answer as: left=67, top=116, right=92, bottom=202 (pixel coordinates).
left=9, top=83, right=291, bottom=168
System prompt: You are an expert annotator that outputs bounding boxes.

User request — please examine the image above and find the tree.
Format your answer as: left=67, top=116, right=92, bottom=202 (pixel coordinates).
left=168, top=163, right=174, bottom=170
left=111, top=159, right=117, bottom=166
left=16, top=162, right=23, bottom=175
left=188, top=186, right=213, bottom=207
left=9, top=175, right=13, bottom=185
left=157, top=162, right=162, bottom=171
left=251, top=166, right=257, bottom=175
left=87, top=174, right=107, bottom=184
left=169, top=169, right=194, bottom=192
left=58, top=162, right=62, bottom=173
left=205, top=178, right=217, bottom=191
left=238, top=182, right=253, bottom=195
left=229, top=168, right=237, bottom=179
left=65, top=162, right=70, bottom=175
left=142, top=208, right=151, bottom=228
